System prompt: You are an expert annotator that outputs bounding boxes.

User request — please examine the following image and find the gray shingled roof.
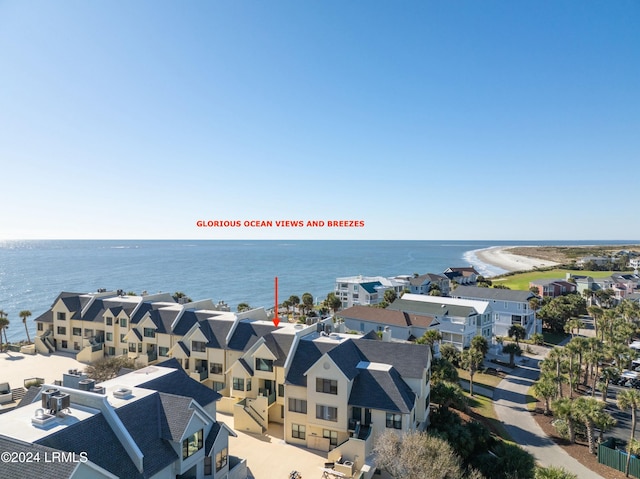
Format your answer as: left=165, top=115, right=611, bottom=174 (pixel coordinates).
left=158, top=393, right=197, bottom=441
left=139, top=359, right=221, bottom=407
left=263, top=332, right=295, bottom=367
left=227, top=322, right=276, bottom=351
left=353, top=338, right=430, bottom=379
left=387, top=298, right=476, bottom=318
left=453, top=285, right=535, bottom=302
left=348, top=367, right=416, bottom=413
left=285, top=338, right=341, bottom=386
left=327, top=340, right=365, bottom=380
left=16, top=386, right=42, bottom=408
left=0, top=436, right=78, bottom=479
left=201, top=316, right=234, bottom=349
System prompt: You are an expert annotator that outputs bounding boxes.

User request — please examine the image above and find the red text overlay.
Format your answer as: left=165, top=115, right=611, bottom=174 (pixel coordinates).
left=196, top=219, right=365, bottom=228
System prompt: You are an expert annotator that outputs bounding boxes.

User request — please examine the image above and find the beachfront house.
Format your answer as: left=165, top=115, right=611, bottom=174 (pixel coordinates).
left=0, top=361, right=246, bottom=479
left=451, top=286, right=539, bottom=338
left=386, top=293, right=493, bottom=350
left=334, top=275, right=410, bottom=309
left=408, top=273, right=451, bottom=296
left=337, top=305, right=437, bottom=341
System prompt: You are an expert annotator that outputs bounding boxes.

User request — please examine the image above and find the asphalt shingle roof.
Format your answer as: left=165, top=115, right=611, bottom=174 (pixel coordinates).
left=158, top=393, right=197, bottom=442
left=139, top=359, right=221, bottom=407
left=348, top=367, right=416, bottom=413
left=453, top=285, right=535, bottom=302
left=0, top=436, right=78, bottom=479
left=387, top=298, right=476, bottom=318
left=227, top=321, right=276, bottom=351
left=285, top=338, right=341, bottom=386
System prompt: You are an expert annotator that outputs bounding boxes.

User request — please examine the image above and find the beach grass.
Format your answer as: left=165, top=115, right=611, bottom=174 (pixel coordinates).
left=490, top=269, right=622, bottom=290
left=465, top=393, right=511, bottom=441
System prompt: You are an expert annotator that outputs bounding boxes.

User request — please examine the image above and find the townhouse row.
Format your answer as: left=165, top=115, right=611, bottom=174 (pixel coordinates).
left=34, top=290, right=432, bottom=479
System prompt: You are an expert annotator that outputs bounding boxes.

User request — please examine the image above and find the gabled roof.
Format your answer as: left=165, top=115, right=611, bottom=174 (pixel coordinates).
left=158, top=393, right=197, bottom=441
left=130, top=302, right=180, bottom=334
left=285, top=338, right=341, bottom=386
left=34, top=310, right=53, bottom=323
left=200, top=315, right=235, bottom=349
left=326, top=340, right=365, bottom=380
left=227, top=321, right=277, bottom=351
left=348, top=366, right=416, bottom=413
left=237, top=358, right=254, bottom=375
left=339, top=306, right=411, bottom=327
left=139, top=359, right=221, bottom=406
left=453, top=285, right=535, bottom=302
left=0, top=436, right=79, bottom=479
left=262, top=332, right=295, bottom=367
left=387, top=298, right=476, bottom=318
left=409, top=273, right=448, bottom=286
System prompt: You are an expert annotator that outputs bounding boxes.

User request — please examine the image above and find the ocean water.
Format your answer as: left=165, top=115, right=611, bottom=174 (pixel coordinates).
left=0, top=239, right=635, bottom=342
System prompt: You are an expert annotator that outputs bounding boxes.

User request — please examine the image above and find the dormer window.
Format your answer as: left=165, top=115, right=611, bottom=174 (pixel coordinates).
left=57, top=312, right=66, bottom=321
left=255, top=358, right=274, bottom=372
left=316, top=378, right=338, bottom=395
left=143, top=328, right=155, bottom=338
left=182, top=429, right=203, bottom=460
left=192, top=341, right=206, bottom=353
left=106, top=317, right=113, bottom=326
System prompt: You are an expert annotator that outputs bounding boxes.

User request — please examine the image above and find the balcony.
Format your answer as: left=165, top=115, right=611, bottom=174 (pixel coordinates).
left=190, top=369, right=208, bottom=382
left=259, top=388, right=276, bottom=405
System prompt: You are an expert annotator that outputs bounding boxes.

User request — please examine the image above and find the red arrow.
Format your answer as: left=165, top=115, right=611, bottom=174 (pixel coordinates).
left=273, top=276, right=280, bottom=327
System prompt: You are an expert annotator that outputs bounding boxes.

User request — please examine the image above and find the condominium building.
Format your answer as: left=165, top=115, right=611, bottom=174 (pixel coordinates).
left=334, top=275, right=410, bottom=308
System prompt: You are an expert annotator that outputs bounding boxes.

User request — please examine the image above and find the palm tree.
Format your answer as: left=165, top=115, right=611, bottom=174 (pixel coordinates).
left=19, top=310, right=32, bottom=343
left=564, top=318, right=585, bottom=338
left=532, top=378, right=557, bottom=415
left=416, top=329, right=442, bottom=356
left=588, top=305, right=603, bottom=339
left=461, top=347, right=484, bottom=397
left=552, top=397, right=576, bottom=443
left=617, top=389, right=640, bottom=476
left=547, top=347, right=565, bottom=398
left=508, top=324, right=526, bottom=346
left=573, top=396, right=609, bottom=454
left=535, top=465, right=577, bottom=479
left=598, top=367, right=620, bottom=402
left=470, top=335, right=489, bottom=357
left=564, top=342, right=580, bottom=398
left=503, top=343, right=522, bottom=368
left=0, top=312, right=8, bottom=352
left=301, top=292, right=314, bottom=314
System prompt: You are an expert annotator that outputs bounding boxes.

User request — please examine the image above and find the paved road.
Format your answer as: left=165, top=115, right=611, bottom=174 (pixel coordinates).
left=493, top=354, right=605, bottom=479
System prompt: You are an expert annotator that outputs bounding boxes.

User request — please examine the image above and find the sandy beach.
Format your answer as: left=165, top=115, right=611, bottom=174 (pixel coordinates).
left=475, top=246, right=560, bottom=276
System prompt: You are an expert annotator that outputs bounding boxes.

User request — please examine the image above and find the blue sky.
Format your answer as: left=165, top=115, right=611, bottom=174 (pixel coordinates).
left=1, top=1, right=638, bottom=240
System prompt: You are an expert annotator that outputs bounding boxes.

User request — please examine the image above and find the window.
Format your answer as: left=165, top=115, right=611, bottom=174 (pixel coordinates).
left=72, top=328, right=81, bottom=336
left=184, top=359, right=189, bottom=370
left=106, top=332, right=113, bottom=341
left=182, top=429, right=203, bottom=460
left=288, top=398, right=307, bottom=414
left=84, top=329, right=93, bottom=338
left=57, top=312, right=66, bottom=321
left=122, top=348, right=128, bottom=355
left=107, top=346, right=115, bottom=356
left=57, top=326, right=66, bottom=335
left=159, top=346, right=169, bottom=357
left=192, top=341, right=206, bottom=352
left=61, top=340, right=68, bottom=349
left=247, top=378, right=252, bottom=391
left=316, top=405, right=338, bottom=422
left=292, top=424, right=306, bottom=439
left=255, top=358, right=274, bottom=372
left=120, top=334, right=127, bottom=343
left=74, top=342, right=80, bottom=351
left=323, top=429, right=338, bottom=446
left=215, top=447, right=228, bottom=471
left=106, top=317, right=113, bottom=326
left=316, top=378, right=338, bottom=395
left=129, top=343, right=137, bottom=352
left=120, top=318, right=127, bottom=328
left=204, top=456, right=212, bottom=476
left=138, top=343, right=143, bottom=353
left=143, top=328, right=155, bottom=338
left=213, top=381, right=225, bottom=391
left=210, top=362, right=223, bottom=374
left=37, top=323, right=43, bottom=331
left=233, top=377, right=244, bottom=391
left=278, top=384, right=285, bottom=397
left=386, top=413, right=402, bottom=429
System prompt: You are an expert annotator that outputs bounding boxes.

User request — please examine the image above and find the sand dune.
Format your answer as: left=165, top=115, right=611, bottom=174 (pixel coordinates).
left=476, top=246, right=560, bottom=276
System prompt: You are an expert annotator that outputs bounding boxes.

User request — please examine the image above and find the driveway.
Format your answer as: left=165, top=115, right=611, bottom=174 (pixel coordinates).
left=493, top=349, right=605, bottom=478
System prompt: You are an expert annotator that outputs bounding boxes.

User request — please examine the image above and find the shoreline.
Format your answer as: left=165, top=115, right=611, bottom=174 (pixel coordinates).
left=466, top=246, right=560, bottom=277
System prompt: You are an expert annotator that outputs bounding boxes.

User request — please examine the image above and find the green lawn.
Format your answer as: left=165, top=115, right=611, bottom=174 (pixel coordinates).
left=491, top=269, right=624, bottom=290
left=465, top=393, right=512, bottom=441
left=457, top=369, right=503, bottom=388
left=525, top=386, right=538, bottom=412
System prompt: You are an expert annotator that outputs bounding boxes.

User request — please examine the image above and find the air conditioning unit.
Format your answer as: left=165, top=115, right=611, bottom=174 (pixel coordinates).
left=78, top=379, right=96, bottom=391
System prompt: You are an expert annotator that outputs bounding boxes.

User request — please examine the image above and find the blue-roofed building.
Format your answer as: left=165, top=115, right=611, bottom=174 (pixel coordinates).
left=0, top=363, right=246, bottom=479
left=334, top=275, right=410, bottom=308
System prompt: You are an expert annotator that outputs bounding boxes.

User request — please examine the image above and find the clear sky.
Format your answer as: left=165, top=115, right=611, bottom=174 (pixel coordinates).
left=1, top=1, right=638, bottom=240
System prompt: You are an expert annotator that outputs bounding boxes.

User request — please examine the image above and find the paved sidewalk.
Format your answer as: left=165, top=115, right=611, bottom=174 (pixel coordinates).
left=493, top=354, right=605, bottom=478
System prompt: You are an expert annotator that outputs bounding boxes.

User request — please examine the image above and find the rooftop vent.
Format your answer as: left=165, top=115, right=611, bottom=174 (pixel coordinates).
left=78, top=379, right=96, bottom=391
left=113, top=387, right=133, bottom=399
left=32, top=408, right=57, bottom=428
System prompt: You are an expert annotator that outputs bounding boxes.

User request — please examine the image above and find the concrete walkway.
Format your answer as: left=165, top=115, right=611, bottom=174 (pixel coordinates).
left=493, top=348, right=605, bottom=478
